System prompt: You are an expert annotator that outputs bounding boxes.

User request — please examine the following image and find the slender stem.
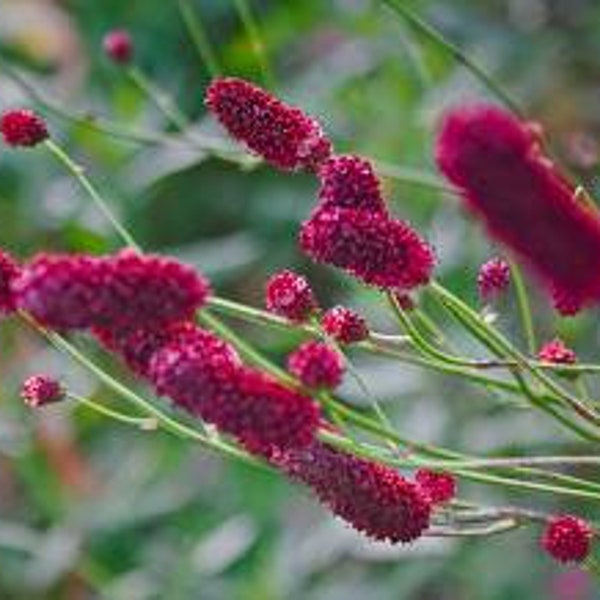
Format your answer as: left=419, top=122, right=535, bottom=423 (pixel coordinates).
left=426, top=520, right=520, bottom=537
left=381, top=0, right=524, bottom=117
left=176, top=0, right=222, bottom=77
left=510, top=261, right=537, bottom=354
left=44, top=140, right=140, bottom=250
left=373, top=160, right=457, bottom=193
left=126, top=66, right=191, bottom=132
left=67, top=392, right=157, bottom=428
left=232, top=0, right=276, bottom=88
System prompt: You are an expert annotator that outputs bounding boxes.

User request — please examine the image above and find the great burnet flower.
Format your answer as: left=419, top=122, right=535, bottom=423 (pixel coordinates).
left=103, top=29, right=133, bottom=64
left=300, top=207, right=435, bottom=291
left=0, top=250, right=21, bottom=315
left=436, top=103, right=600, bottom=315
left=287, top=340, right=344, bottom=390
left=21, top=375, right=65, bottom=407
left=321, top=306, right=369, bottom=344
left=537, top=339, right=577, bottom=365
left=0, top=109, right=49, bottom=147
left=541, top=515, right=593, bottom=564
left=415, top=469, right=457, bottom=505
left=477, top=257, right=510, bottom=301
left=14, top=250, right=210, bottom=331
left=205, top=77, right=332, bottom=171
left=318, top=155, right=387, bottom=214
left=279, top=441, right=431, bottom=543
left=265, top=269, right=318, bottom=323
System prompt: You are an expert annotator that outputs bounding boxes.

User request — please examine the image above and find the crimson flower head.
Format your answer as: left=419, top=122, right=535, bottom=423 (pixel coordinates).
left=318, top=155, right=387, bottom=214
left=538, top=339, right=577, bottom=365
left=415, top=469, right=457, bottom=505
left=321, top=306, right=369, bottom=344
left=300, top=207, right=435, bottom=291
left=21, top=375, right=65, bottom=407
left=265, top=269, right=318, bottom=323
left=0, top=109, right=48, bottom=147
left=279, top=441, right=432, bottom=544
left=103, top=29, right=133, bottom=64
left=205, top=77, right=332, bottom=171
left=14, top=250, right=210, bottom=331
left=541, top=515, right=593, bottom=564
left=0, top=250, right=20, bottom=315
left=287, top=340, right=344, bottom=390
left=436, top=103, right=600, bottom=315
left=478, top=257, right=510, bottom=301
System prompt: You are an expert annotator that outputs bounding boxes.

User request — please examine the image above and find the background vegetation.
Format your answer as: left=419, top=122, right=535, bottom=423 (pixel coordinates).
left=0, top=0, right=598, bottom=598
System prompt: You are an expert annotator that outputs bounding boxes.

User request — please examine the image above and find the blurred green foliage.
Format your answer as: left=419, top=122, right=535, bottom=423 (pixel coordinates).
left=0, top=0, right=599, bottom=598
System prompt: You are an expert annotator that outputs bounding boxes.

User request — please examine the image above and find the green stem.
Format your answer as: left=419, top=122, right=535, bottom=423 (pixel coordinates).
left=44, top=140, right=140, bottom=250
left=232, top=0, right=276, bottom=88
left=176, top=0, right=222, bottom=77
left=68, top=392, right=157, bottom=428
left=510, top=261, right=537, bottom=354
left=126, top=66, right=191, bottom=132
left=381, top=0, right=524, bottom=117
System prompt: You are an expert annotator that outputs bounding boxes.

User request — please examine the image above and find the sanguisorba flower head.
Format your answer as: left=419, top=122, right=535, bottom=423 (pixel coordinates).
left=205, top=77, right=332, bottom=171
left=21, top=375, right=65, bottom=407
left=541, top=515, right=593, bottom=564
left=0, top=250, right=21, bottom=316
left=287, top=340, right=344, bottom=390
left=538, top=338, right=577, bottom=365
left=435, top=103, right=600, bottom=314
left=300, top=207, right=435, bottom=291
left=318, top=155, right=387, bottom=214
left=415, top=469, right=457, bottom=505
left=14, top=250, right=210, bottom=331
left=265, top=269, right=318, bottom=323
left=0, top=109, right=48, bottom=147
left=103, top=29, right=133, bottom=64
left=321, top=306, right=369, bottom=344
left=279, top=441, right=431, bottom=544
left=477, top=257, right=510, bottom=302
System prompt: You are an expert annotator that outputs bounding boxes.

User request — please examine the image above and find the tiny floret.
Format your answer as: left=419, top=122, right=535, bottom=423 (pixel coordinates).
left=21, top=375, right=65, bottom=407
left=538, top=339, right=577, bottom=365
left=1, top=109, right=48, bottom=147
left=206, top=77, right=332, bottom=171
left=287, top=340, right=344, bottom=390
left=541, top=515, right=593, bottom=564
left=415, top=469, right=457, bottom=505
left=321, top=306, right=369, bottom=344
left=266, top=269, right=318, bottom=323
left=103, top=29, right=133, bottom=64
left=477, top=258, right=510, bottom=301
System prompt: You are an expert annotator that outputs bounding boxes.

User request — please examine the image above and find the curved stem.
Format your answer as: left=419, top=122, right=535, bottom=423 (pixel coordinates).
left=510, top=261, right=537, bottom=354
left=67, top=392, right=157, bottom=428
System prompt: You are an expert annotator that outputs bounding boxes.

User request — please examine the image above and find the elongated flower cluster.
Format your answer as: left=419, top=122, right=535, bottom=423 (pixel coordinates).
left=14, top=250, right=210, bottom=330
left=541, top=515, right=593, bottom=563
left=0, top=109, right=49, bottom=147
left=0, top=251, right=21, bottom=316
left=206, top=77, right=332, bottom=171
left=279, top=441, right=432, bottom=543
left=436, top=104, right=600, bottom=314
left=300, top=207, right=435, bottom=291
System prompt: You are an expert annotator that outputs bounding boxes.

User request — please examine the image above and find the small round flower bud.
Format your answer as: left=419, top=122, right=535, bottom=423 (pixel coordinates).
left=541, top=515, right=593, bottom=564
left=265, top=270, right=318, bottom=323
left=0, top=109, right=48, bottom=147
left=287, top=340, right=344, bottom=390
left=103, top=29, right=133, bottom=64
left=21, top=375, right=65, bottom=407
left=415, top=469, right=457, bottom=505
left=538, top=339, right=577, bottom=365
left=0, top=250, right=20, bottom=315
left=321, top=306, right=368, bottom=344
left=206, top=77, right=332, bottom=171
left=477, top=258, right=510, bottom=301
